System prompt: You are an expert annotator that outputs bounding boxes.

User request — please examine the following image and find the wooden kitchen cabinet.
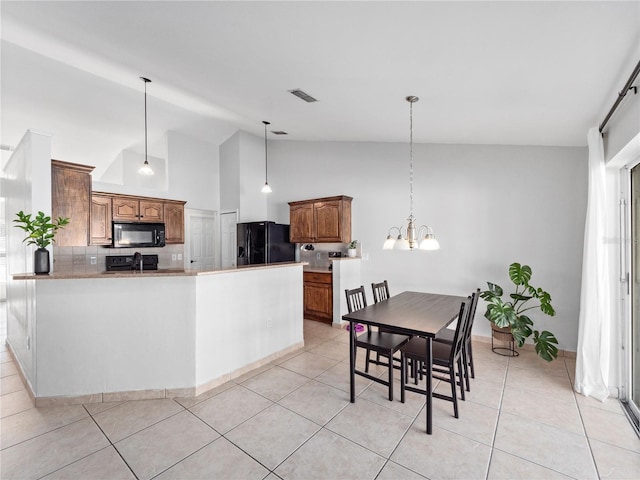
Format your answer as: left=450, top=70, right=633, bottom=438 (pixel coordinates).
left=164, top=200, right=186, bottom=244
left=92, top=192, right=186, bottom=245
left=112, top=197, right=163, bottom=223
left=51, top=159, right=94, bottom=246
left=288, top=195, right=352, bottom=243
left=90, top=194, right=113, bottom=245
left=303, top=271, right=333, bottom=323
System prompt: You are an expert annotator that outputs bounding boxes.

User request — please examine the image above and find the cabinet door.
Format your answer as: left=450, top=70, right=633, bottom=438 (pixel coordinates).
left=112, top=197, right=139, bottom=221
left=164, top=202, right=185, bottom=244
left=314, top=200, right=343, bottom=242
left=303, top=282, right=333, bottom=323
left=139, top=200, right=164, bottom=222
left=290, top=203, right=315, bottom=242
left=90, top=195, right=113, bottom=245
left=51, top=161, right=93, bottom=246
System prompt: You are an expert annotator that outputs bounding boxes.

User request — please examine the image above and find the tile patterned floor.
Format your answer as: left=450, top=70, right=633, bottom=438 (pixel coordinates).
left=1, top=318, right=640, bottom=479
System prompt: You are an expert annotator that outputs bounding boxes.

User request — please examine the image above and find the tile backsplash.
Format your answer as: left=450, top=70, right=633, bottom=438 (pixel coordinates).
left=53, top=244, right=185, bottom=274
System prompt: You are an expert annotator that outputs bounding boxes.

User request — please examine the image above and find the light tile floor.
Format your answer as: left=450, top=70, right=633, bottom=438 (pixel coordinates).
left=1, top=317, right=640, bottom=479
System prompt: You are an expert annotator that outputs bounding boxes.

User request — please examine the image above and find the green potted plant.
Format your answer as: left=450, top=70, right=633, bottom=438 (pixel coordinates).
left=347, top=240, right=358, bottom=257
left=480, top=262, right=558, bottom=361
left=13, top=211, right=69, bottom=274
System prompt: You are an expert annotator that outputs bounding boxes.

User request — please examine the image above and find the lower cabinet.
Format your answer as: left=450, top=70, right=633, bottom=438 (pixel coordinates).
left=303, top=271, right=333, bottom=323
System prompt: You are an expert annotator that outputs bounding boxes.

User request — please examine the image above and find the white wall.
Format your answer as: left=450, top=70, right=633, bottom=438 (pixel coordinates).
left=3, top=130, right=53, bottom=387
left=94, top=130, right=220, bottom=210
left=267, top=140, right=588, bottom=352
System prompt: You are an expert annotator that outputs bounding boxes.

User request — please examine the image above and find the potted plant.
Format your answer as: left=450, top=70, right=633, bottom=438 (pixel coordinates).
left=13, top=211, right=69, bottom=274
left=347, top=240, right=358, bottom=257
left=480, top=262, right=558, bottom=361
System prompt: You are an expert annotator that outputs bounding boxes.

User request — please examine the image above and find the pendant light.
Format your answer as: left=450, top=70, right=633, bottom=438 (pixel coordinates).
left=261, top=120, right=272, bottom=193
left=383, top=96, right=440, bottom=251
left=138, top=77, right=154, bottom=176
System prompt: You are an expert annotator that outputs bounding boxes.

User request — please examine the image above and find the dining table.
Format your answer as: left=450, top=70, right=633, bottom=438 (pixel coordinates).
left=342, top=290, right=466, bottom=434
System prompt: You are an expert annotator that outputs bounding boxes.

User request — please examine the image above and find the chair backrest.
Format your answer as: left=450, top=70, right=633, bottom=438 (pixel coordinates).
left=345, top=286, right=368, bottom=314
left=450, top=295, right=473, bottom=362
left=371, top=280, right=390, bottom=303
left=462, top=288, right=480, bottom=343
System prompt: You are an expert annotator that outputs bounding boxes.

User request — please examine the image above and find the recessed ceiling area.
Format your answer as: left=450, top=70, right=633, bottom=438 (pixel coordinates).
left=1, top=1, right=639, bottom=174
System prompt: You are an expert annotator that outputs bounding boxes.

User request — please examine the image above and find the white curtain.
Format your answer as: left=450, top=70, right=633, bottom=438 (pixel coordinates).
left=575, top=127, right=611, bottom=401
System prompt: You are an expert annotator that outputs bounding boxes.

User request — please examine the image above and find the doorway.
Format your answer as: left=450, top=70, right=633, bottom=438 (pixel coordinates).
left=624, top=163, right=640, bottom=430
left=185, top=209, right=217, bottom=271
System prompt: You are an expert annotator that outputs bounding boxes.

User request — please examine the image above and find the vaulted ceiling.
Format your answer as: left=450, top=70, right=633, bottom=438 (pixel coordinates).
left=1, top=1, right=639, bottom=175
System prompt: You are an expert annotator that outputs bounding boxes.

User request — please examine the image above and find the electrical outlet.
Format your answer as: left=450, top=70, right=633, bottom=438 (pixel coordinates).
left=177, top=253, right=183, bottom=260
left=26, top=335, right=30, bottom=350
left=172, top=254, right=177, bottom=261
left=316, top=252, right=321, bottom=259
left=90, top=256, right=97, bottom=265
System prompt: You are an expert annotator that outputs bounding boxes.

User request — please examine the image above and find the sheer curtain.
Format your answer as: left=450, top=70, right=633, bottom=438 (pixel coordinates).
left=575, top=127, right=611, bottom=401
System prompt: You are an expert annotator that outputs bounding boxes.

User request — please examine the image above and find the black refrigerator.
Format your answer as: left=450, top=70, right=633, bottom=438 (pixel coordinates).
left=237, top=221, right=296, bottom=266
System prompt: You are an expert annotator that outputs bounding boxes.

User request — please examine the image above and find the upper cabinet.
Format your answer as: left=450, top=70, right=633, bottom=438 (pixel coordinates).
left=91, top=192, right=186, bottom=245
left=51, top=160, right=95, bottom=246
left=112, top=197, right=163, bottom=223
left=288, top=195, right=352, bottom=243
left=90, top=194, right=113, bottom=245
left=164, top=200, right=186, bottom=244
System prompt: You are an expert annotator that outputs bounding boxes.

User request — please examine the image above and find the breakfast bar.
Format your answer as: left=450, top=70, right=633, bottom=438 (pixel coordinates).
left=7, top=263, right=304, bottom=405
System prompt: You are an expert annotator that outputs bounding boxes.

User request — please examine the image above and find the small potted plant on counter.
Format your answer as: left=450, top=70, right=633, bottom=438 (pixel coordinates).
left=14, top=211, right=69, bottom=274
left=480, top=262, right=558, bottom=361
left=347, top=240, right=358, bottom=257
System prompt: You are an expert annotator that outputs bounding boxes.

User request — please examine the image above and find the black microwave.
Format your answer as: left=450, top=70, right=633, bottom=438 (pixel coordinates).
left=112, top=222, right=166, bottom=248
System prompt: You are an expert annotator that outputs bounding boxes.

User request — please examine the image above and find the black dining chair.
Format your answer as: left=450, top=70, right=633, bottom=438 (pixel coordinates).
left=371, top=280, right=402, bottom=366
left=345, top=286, right=410, bottom=401
left=400, top=295, right=473, bottom=418
left=434, top=288, right=480, bottom=390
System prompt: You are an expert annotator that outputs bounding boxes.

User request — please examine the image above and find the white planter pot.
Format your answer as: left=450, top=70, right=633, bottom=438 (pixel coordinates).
left=347, top=248, right=357, bottom=258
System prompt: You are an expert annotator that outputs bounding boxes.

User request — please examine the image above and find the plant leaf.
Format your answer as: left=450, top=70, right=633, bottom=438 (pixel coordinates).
left=509, top=262, right=532, bottom=286
left=533, top=330, right=559, bottom=361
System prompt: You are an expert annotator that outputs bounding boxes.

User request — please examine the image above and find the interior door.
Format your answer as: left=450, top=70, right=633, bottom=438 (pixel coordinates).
left=186, top=210, right=216, bottom=271
left=220, top=211, right=237, bottom=269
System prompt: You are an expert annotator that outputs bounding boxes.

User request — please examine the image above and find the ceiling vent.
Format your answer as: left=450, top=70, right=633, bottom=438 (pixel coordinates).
left=271, top=130, right=288, bottom=135
left=288, top=89, right=318, bottom=103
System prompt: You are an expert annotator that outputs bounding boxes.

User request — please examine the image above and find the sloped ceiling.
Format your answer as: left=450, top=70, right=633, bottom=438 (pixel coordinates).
left=1, top=1, right=639, bottom=175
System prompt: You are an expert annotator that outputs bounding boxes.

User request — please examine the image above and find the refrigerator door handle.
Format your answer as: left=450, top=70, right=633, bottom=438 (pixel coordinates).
left=247, top=229, right=251, bottom=264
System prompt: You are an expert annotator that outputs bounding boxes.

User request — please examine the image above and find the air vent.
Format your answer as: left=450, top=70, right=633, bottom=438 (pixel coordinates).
left=288, top=89, right=318, bottom=103
left=271, top=131, right=288, bottom=135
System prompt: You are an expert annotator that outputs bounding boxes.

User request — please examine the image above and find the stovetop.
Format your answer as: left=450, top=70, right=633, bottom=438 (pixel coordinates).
left=106, top=254, right=159, bottom=271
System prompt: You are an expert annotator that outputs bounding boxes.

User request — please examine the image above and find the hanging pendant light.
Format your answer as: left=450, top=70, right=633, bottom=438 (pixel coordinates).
left=261, top=120, right=272, bottom=193
left=138, top=77, right=154, bottom=176
left=382, top=96, right=439, bottom=251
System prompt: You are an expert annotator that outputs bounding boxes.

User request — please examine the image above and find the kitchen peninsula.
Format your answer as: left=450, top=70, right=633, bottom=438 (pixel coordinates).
left=8, top=262, right=303, bottom=405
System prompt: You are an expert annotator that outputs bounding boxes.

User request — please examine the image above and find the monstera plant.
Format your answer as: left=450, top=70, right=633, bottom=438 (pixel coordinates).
left=480, top=262, right=558, bottom=361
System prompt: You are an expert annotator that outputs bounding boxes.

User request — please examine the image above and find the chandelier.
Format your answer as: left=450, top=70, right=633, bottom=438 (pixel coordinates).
left=383, top=96, right=440, bottom=251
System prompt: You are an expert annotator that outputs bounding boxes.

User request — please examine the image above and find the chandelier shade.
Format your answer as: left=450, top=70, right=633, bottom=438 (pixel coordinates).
left=382, top=96, right=439, bottom=251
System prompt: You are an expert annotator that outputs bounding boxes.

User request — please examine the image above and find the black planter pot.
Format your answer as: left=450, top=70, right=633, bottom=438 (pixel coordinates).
left=34, top=247, right=50, bottom=275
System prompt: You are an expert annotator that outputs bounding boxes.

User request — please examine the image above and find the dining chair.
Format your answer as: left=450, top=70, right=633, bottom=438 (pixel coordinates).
left=371, top=280, right=403, bottom=367
left=434, top=288, right=480, bottom=390
left=345, top=286, right=411, bottom=401
left=400, top=295, right=472, bottom=418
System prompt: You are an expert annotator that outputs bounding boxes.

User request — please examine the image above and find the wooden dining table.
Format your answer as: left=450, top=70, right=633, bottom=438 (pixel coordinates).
left=342, top=291, right=466, bottom=434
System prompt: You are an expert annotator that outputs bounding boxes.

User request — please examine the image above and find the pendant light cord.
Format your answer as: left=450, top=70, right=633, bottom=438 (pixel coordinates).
left=264, top=121, right=269, bottom=181
left=144, top=81, right=148, bottom=163
left=409, top=98, right=414, bottom=220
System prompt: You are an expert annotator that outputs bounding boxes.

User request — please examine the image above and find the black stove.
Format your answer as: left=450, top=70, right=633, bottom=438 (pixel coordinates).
left=106, top=254, right=159, bottom=271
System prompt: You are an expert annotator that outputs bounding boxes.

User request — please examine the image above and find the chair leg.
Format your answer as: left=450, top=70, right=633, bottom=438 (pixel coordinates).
left=457, top=358, right=466, bottom=401
left=462, top=348, right=471, bottom=392
left=449, top=365, right=459, bottom=419
left=388, top=351, right=394, bottom=401
left=401, top=354, right=406, bottom=403
left=467, top=340, right=475, bottom=379
left=365, top=347, right=371, bottom=373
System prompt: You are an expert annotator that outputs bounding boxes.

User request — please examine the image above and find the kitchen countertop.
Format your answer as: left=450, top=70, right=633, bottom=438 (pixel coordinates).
left=12, top=262, right=303, bottom=280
